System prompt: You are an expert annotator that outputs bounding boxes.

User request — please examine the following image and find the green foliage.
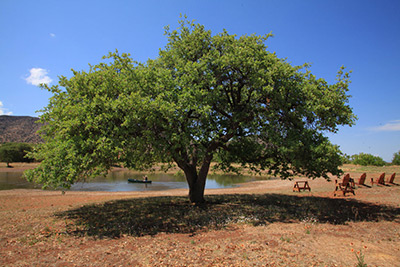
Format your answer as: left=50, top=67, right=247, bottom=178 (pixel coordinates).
left=392, top=151, right=400, bottom=165
left=25, top=17, right=356, bottom=200
left=0, top=143, right=33, bottom=167
left=355, top=250, right=368, bottom=267
left=341, top=153, right=352, bottom=164
left=351, top=153, right=386, bottom=166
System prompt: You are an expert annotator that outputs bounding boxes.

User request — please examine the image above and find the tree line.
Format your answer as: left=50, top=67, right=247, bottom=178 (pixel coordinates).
left=0, top=142, right=34, bottom=167
left=343, top=151, right=400, bottom=166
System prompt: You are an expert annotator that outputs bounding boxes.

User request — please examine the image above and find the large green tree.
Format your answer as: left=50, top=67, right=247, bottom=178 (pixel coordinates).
left=25, top=19, right=356, bottom=203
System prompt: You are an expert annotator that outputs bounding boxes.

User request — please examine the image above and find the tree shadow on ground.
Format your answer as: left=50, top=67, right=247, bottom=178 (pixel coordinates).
left=56, top=194, right=400, bottom=239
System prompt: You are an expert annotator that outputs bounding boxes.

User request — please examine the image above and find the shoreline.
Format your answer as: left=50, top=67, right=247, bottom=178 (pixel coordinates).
left=1, top=162, right=399, bottom=200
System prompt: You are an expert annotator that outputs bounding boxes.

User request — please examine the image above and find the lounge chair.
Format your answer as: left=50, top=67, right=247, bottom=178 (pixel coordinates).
left=371, top=173, right=385, bottom=186
left=355, top=173, right=367, bottom=186
left=387, top=173, right=396, bottom=185
left=334, top=174, right=355, bottom=196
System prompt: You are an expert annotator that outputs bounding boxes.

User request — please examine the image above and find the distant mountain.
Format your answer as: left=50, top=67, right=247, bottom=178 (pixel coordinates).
left=0, top=115, right=43, bottom=143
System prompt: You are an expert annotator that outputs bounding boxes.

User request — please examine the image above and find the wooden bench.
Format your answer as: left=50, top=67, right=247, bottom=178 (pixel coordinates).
left=293, top=181, right=311, bottom=192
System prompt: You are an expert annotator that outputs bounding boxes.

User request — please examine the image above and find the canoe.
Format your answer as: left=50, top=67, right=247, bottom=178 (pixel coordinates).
left=128, top=178, right=152, bottom=184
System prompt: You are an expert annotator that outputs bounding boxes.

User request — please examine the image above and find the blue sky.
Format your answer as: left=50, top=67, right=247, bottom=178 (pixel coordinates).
left=0, top=0, right=399, bottom=161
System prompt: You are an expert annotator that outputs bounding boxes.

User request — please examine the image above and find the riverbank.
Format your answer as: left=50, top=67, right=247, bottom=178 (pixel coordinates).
left=1, top=164, right=400, bottom=266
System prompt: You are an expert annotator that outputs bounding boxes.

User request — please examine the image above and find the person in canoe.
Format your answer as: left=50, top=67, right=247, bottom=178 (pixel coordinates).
left=143, top=175, right=148, bottom=182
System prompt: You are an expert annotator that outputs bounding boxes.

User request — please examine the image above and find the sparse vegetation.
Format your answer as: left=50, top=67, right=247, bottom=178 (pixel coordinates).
left=341, top=163, right=399, bottom=174
left=355, top=249, right=368, bottom=267
left=0, top=115, right=43, bottom=144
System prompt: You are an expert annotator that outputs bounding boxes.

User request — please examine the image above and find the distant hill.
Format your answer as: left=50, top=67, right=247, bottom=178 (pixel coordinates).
left=0, top=115, right=43, bottom=144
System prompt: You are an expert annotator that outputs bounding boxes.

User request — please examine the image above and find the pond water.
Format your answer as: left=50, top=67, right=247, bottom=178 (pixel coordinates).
left=0, top=170, right=264, bottom=192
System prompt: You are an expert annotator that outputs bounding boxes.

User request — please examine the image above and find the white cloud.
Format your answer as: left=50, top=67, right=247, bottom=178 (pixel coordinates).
left=25, top=68, right=52, bottom=86
left=0, top=100, right=13, bottom=115
left=50, top=33, right=56, bottom=38
left=371, top=120, right=400, bottom=132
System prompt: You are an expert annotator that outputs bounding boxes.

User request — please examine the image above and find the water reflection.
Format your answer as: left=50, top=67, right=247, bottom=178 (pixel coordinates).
left=0, top=172, right=39, bottom=190
left=0, top=170, right=265, bottom=192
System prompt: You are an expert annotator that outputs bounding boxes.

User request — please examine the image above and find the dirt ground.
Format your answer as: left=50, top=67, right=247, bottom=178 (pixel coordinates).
left=0, top=164, right=399, bottom=266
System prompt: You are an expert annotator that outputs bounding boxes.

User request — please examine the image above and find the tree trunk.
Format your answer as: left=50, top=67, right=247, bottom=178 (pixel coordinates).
left=188, top=178, right=206, bottom=204
left=184, top=167, right=207, bottom=204
left=174, top=150, right=214, bottom=204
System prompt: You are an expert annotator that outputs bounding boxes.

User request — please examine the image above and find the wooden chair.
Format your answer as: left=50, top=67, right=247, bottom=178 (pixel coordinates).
left=387, top=173, right=396, bottom=184
left=371, top=173, right=385, bottom=186
left=334, top=174, right=355, bottom=196
left=355, top=173, right=367, bottom=186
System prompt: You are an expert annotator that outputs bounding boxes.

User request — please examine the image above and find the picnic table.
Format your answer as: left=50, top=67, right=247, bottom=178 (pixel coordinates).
left=293, top=181, right=311, bottom=192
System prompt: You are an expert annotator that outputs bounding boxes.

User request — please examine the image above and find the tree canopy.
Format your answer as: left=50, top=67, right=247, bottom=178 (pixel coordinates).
left=25, top=18, right=356, bottom=203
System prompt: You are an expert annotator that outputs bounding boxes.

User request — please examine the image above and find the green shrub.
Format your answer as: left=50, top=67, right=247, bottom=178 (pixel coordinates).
left=0, top=143, right=34, bottom=167
left=351, top=153, right=386, bottom=166
left=341, top=153, right=352, bottom=164
left=392, top=151, right=400, bottom=165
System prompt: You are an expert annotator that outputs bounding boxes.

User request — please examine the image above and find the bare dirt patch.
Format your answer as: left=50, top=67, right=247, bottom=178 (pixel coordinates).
left=1, top=166, right=400, bottom=266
